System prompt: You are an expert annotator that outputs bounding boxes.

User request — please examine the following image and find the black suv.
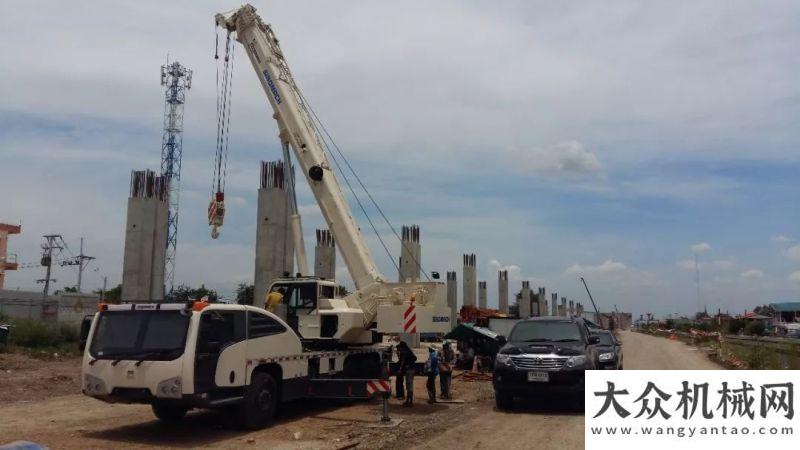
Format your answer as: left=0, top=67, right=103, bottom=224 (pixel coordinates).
left=493, top=317, right=600, bottom=409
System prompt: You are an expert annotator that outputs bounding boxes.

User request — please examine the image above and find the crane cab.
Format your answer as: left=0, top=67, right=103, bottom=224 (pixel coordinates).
left=267, top=277, right=338, bottom=339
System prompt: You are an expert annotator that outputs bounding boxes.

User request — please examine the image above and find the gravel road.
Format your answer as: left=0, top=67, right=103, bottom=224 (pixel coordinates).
left=617, top=330, right=723, bottom=370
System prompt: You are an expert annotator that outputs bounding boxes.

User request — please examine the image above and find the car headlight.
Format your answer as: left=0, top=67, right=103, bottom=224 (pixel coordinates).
left=156, top=376, right=183, bottom=399
left=495, top=353, right=513, bottom=367
left=598, top=352, right=615, bottom=361
left=565, top=355, right=587, bottom=368
left=84, top=374, right=108, bottom=396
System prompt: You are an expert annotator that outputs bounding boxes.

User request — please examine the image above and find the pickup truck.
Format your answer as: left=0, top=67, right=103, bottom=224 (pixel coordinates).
left=492, top=316, right=600, bottom=409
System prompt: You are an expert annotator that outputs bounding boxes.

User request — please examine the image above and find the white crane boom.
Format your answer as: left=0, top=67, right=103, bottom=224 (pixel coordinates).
left=216, top=5, right=450, bottom=342
left=217, top=5, right=381, bottom=291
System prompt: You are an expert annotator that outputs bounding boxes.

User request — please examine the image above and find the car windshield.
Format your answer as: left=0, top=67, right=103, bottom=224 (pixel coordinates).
left=595, top=333, right=615, bottom=345
left=508, top=321, right=583, bottom=343
left=89, top=310, right=191, bottom=360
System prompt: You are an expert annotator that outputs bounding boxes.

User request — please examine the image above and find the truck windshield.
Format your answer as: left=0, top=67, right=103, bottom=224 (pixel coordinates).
left=508, top=321, right=583, bottom=343
left=89, top=310, right=191, bottom=360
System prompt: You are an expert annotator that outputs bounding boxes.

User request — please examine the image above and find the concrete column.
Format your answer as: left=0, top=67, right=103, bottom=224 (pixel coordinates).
left=398, top=225, right=422, bottom=347
left=576, top=302, right=584, bottom=317
left=122, top=170, right=168, bottom=302
left=254, top=161, right=294, bottom=307
left=398, top=225, right=421, bottom=282
left=551, top=293, right=558, bottom=316
left=462, top=254, right=476, bottom=307
left=447, top=271, right=458, bottom=328
left=520, top=281, right=531, bottom=318
left=314, top=229, right=336, bottom=281
left=560, top=297, right=567, bottom=316
left=478, top=281, right=487, bottom=308
left=538, top=287, right=547, bottom=316
left=569, top=300, right=575, bottom=316
left=498, top=270, right=509, bottom=314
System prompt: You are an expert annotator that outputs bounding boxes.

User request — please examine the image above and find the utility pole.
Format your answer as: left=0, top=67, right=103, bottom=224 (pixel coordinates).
left=59, top=237, right=95, bottom=292
left=75, top=238, right=95, bottom=293
left=37, top=235, right=63, bottom=299
left=101, top=276, right=107, bottom=302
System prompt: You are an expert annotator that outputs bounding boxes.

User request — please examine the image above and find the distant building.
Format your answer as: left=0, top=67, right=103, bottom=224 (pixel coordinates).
left=769, top=302, right=800, bottom=323
left=0, top=223, right=21, bottom=289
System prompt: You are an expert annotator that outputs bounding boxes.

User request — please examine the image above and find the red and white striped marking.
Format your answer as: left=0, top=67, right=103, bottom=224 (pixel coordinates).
left=366, top=379, right=391, bottom=395
left=403, top=303, right=417, bottom=333
left=207, top=200, right=218, bottom=223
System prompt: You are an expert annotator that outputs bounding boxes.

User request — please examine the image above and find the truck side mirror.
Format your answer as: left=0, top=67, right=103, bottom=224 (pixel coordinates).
left=497, top=335, right=507, bottom=346
left=78, top=315, right=93, bottom=352
left=588, top=335, right=600, bottom=345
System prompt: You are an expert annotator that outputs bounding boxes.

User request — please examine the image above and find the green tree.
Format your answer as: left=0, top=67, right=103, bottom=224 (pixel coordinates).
left=236, top=283, right=254, bottom=305
left=94, top=284, right=122, bottom=303
left=336, top=285, right=350, bottom=297
left=172, top=284, right=218, bottom=302
left=746, top=320, right=766, bottom=337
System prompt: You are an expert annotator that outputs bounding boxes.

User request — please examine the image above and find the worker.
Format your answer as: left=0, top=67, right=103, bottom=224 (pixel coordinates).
left=397, top=341, right=417, bottom=407
left=265, top=287, right=285, bottom=313
left=424, top=347, right=439, bottom=404
left=394, top=342, right=406, bottom=400
left=439, top=341, right=456, bottom=400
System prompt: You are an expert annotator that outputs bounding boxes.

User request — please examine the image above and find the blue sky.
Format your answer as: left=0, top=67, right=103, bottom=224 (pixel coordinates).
left=2, top=1, right=800, bottom=318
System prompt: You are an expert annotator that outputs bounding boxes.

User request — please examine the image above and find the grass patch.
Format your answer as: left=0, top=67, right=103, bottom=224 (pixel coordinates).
left=0, top=317, right=80, bottom=357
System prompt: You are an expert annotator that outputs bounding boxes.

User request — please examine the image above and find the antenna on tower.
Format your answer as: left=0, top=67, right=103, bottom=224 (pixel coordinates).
left=159, top=60, right=192, bottom=297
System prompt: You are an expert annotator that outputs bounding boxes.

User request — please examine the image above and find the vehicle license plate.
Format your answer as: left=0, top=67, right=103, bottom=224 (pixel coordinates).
left=527, top=371, right=549, bottom=382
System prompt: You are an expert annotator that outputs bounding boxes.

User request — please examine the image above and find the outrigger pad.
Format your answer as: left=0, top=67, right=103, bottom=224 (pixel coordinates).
left=367, top=417, right=404, bottom=428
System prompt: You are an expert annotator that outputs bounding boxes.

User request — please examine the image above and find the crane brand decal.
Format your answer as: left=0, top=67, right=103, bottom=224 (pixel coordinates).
left=262, top=70, right=282, bottom=104
left=432, top=316, right=450, bottom=323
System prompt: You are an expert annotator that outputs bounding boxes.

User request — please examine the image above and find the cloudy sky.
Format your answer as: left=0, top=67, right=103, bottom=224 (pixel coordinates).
left=2, top=1, right=799, bottom=318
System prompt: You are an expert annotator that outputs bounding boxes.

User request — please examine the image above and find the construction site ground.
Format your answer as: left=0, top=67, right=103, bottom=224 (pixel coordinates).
left=0, top=331, right=720, bottom=450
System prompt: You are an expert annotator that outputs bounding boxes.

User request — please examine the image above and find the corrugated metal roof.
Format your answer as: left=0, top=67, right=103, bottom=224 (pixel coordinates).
left=770, top=302, right=800, bottom=312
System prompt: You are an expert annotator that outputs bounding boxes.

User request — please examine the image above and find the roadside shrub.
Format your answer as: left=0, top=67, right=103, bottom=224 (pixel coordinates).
left=745, top=321, right=766, bottom=337
left=8, top=319, right=61, bottom=347
left=727, top=319, right=746, bottom=335
left=745, top=344, right=778, bottom=369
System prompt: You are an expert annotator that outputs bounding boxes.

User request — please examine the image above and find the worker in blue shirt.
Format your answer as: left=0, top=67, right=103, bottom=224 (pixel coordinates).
left=425, top=347, right=439, bottom=403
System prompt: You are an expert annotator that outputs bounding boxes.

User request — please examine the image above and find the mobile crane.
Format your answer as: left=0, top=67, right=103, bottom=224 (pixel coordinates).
left=214, top=4, right=452, bottom=345
left=81, top=4, right=450, bottom=428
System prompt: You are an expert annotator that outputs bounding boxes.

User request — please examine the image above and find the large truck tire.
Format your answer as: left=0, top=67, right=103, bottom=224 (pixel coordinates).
left=151, top=401, right=188, bottom=423
left=238, top=372, right=278, bottom=430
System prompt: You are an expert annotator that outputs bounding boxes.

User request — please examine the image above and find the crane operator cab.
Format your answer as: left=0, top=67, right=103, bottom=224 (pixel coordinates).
left=267, top=277, right=338, bottom=340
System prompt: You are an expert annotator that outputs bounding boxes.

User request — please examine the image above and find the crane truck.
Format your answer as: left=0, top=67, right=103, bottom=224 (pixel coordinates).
left=81, top=4, right=451, bottom=429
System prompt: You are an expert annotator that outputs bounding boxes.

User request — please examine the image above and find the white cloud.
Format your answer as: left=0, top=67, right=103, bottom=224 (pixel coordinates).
left=739, top=269, right=764, bottom=280
left=677, top=259, right=736, bottom=271
left=784, top=245, right=800, bottom=262
left=564, top=260, right=627, bottom=276
left=790, top=271, right=800, bottom=283
left=771, top=235, right=793, bottom=244
left=691, top=242, right=712, bottom=254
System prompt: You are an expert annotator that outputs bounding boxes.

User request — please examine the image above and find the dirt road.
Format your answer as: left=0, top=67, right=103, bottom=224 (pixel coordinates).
left=617, top=330, right=723, bottom=369
left=0, top=331, right=723, bottom=449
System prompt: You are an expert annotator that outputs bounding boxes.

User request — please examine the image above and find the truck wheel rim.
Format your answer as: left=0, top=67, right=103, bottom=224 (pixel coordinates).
left=256, top=386, right=272, bottom=412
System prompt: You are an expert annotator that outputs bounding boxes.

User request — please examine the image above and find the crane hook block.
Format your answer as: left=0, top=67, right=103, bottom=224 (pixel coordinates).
left=208, top=192, right=226, bottom=239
